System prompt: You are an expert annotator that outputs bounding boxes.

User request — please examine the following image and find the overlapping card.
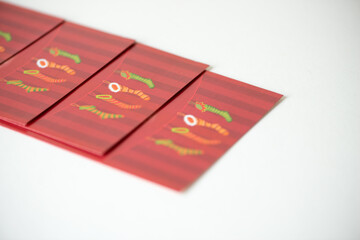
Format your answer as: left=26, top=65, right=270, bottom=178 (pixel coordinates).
left=0, top=2, right=283, bottom=191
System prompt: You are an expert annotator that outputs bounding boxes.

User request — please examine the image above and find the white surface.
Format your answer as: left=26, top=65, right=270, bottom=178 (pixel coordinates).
left=1, top=0, right=359, bottom=239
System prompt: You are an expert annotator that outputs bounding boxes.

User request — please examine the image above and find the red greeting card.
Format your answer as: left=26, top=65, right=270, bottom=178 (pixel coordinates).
left=100, top=71, right=283, bottom=190
left=0, top=22, right=134, bottom=126
left=29, top=44, right=208, bottom=156
left=0, top=2, right=63, bottom=64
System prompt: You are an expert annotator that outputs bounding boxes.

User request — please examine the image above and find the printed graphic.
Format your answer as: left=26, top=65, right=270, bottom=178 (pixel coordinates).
left=179, top=112, right=229, bottom=136
left=191, top=101, right=232, bottom=122
left=93, top=94, right=142, bottom=110
left=117, top=70, right=155, bottom=89
left=0, top=30, right=12, bottom=42
left=48, top=47, right=81, bottom=64
left=149, top=138, right=203, bottom=156
left=71, top=104, right=124, bottom=119
left=2, top=80, right=49, bottom=93
left=23, top=70, right=67, bottom=83
left=106, top=81, right=151, bottom=101
left=36, top=58, right=76, bottom=75
left=171, top=127, right=220, bottom=145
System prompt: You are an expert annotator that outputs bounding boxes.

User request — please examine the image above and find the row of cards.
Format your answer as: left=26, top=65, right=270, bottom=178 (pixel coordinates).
left=0, top=2, right=283, bottom=191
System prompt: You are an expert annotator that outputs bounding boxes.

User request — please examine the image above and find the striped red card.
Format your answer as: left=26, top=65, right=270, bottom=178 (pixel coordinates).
left=100, top=71, right=283, bottom=190
left=29, top=44, right=208, bottom=156
left=0, top=2, right=63, bottom=64
left=0, top=22, right=134, bottom=126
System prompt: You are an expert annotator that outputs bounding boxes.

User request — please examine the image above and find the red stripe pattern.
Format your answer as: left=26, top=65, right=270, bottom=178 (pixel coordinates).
left=0, top=2, right=63, bottom=64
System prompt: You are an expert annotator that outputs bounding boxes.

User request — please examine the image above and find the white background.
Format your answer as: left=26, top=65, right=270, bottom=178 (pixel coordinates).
left=1, top=0, right=359, bottom=239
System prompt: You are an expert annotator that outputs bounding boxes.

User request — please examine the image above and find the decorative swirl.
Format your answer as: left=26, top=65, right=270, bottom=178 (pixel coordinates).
left=3, top=80, right=48, bottom=93
left=117, top=70, right=155, bottom=89
left=94, top=94, right=142, bottom=110
left=23, top=70, right=66, bottom=83
left=192, top=101, right=232, bottom=122
left=178, top=112, right=229, bottom=136
left=71, top=104, right=124, bottom=119
left=149, top=138, right=203, bottom=156
left=36, top=58, right=76, bottom=75
left=171, top=127, right=220, bottom=145
left=48, top=47, right=81, bottom=64
left=106, top=81, right=150, bottom=101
